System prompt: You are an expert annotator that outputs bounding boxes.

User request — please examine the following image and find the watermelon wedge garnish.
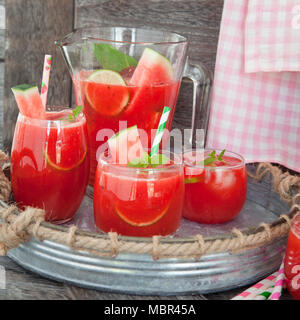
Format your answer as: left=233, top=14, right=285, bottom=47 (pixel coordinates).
left=85, top=69, right=130, bottom=117
left=130, top=48, right=174, bottom=85
left=12, top=84, right=45, bottom=119
left=108, top=125, right=145, bottom=165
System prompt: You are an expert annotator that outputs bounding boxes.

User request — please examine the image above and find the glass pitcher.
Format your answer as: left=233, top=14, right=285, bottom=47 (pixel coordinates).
left=55, top=26, right=211, bottom=186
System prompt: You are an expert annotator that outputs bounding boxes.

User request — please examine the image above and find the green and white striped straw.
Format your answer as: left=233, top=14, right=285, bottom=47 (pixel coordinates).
left=150, top=106, right=170, bottom=157
left=253, top=286, right=274, bottom=300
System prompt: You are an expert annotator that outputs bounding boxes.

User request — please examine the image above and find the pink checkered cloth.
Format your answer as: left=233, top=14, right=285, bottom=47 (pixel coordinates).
left=245, top=0, right=300, bottom=72
left=206, top=0, right=300, bottom=172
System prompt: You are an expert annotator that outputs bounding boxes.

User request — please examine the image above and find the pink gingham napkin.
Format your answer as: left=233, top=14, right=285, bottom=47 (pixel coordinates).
left=206, top=0, right=300, bottom=172
left=245, top=0, right=300, bottom=73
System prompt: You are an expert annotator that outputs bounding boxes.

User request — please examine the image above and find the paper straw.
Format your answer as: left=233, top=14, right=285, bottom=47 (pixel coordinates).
left=41, top=54, right=52, bottom=108
left=269, top=258, right=286, bottom=300
left=231, top=271, right=277, bottom=300
left=150, top=106, right=170, bottom=157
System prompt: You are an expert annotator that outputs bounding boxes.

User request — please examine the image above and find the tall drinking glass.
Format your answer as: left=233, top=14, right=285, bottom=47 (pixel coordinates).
left=10, top=108, right=89, bottom=223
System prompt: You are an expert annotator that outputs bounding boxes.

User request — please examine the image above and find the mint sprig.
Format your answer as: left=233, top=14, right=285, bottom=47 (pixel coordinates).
left=60, top=105, right=83, bottom=122
left=69, top=105, right=83, bottom=121
left=128, top=152, right=170, bottom=168
left=198, top=149, right=226, bottom=166
left=94, top=43, right=138, bottom=73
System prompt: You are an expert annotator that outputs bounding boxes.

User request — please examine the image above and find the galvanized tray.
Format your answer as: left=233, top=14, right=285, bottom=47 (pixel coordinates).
left=7, top=166, right=291, bottom=295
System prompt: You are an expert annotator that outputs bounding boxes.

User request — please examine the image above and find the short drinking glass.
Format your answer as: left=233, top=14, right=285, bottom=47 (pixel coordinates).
left=183, top=149, right=247, bottom=224
left=93, top=151, right=184, bottom=237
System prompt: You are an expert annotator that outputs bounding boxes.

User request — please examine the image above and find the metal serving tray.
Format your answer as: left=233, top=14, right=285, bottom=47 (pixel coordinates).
left=7, top=170, right=289, bottom=295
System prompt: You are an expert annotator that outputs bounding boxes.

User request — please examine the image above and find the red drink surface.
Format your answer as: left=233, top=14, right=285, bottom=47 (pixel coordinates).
left=79, top=79, right=180, bottom=185
left=183, top=152, right=247, bottom=224
left=11, top=111, right=89, bottom=223
left=93, top=162, right=184, bottom=237
left=284, top=218, right=300, bottom=300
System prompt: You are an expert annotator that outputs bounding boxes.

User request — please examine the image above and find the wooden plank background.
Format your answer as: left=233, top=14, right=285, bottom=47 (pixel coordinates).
left=1, top=0, right=224, bottom=152
left=0, top=0, right=5, bottom=148
left=75, top=0, right=223, bottom=133
left=3, top=0, right=74, bottom=152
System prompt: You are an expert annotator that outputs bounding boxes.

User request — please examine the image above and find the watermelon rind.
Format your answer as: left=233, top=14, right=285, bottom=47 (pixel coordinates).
left=130, top=47, right=174, bottom=85
left=11, top=83, right=45, bottom=119
left=11, top=84, right=37, bottom=92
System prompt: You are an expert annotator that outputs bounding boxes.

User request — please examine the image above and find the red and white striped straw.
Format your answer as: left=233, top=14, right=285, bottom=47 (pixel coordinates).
left=231, top=272, right=277, bottom=300
left=41, top=54, right=52, bottom=108
left=269, top=257, right=286, bottom=300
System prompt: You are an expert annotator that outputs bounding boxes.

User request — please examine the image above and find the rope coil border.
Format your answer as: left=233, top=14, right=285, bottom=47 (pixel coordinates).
left=0, top=157, right=299, bottom=260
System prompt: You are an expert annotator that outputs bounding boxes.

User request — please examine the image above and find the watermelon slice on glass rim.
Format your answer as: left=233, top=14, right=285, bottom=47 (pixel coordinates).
left=11, top=84, right=46, bottom=119
left=107, top=125, right=145, bottom=165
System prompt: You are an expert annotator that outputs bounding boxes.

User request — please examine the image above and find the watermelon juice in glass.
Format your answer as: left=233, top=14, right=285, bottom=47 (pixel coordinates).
left=284, top=213, right=300, bottom=300
left=10, top=88, right=89, bottom=223
left=183, top=149, right=247, bottom=224
left=93, top=125, right=184, bottom=237
left=56, top=27, right=211, bottom=187
left=93, top=150, right=184, bottom=237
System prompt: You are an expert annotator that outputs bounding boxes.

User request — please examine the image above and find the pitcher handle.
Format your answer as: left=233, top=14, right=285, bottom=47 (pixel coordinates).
left=182, top=57, right=212, bottom=149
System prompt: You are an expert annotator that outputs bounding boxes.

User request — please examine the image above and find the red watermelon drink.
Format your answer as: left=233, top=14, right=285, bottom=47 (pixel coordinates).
left=10, top=85, right=89, bottom=223
left=183, top=149, right=247, bottom=224
left=284, top=213, right=300, bottom=300
left=78, top=47, right=180, bottom=186
left=93, top=127, right=184, bottom=237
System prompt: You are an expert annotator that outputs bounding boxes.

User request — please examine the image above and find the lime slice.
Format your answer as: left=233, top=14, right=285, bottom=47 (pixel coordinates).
left=115, top=204, right=169, bottom=227
left=44, top=149, right=87, bottom=171
left=85, top=69, right=130, bottom=117
left=88, top=69, right=127, bottom=84
left=184, top=175, right=204, bottom=184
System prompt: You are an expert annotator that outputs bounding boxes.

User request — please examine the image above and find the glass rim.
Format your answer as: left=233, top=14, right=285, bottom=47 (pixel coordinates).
left=98, top=149, right=183, bottom=174
left=56, top=26, right=188, bottom=46
left=183, top=148, right=245, bottom=170
left=17, top=109, right=86, bottom=127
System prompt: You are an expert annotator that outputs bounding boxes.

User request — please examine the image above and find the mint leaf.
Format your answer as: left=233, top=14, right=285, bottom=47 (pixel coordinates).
left=149, top=154, right=170, bottom=167
left=128, top=152, right=170, bottom=168
left=128, top=152, right=150, bottom=168
left=72, top=105, right=83, bottom=119
left=218, top=149, right=226, bottom=161
left=198, top=149, right=226, bottom=166
left=94, top=43, right=138, bottom=73
left=60, top=105, right=83, bottom=122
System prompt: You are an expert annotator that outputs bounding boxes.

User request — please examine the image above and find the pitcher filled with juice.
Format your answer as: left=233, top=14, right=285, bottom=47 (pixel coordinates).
left=56, top=27, right=211, bottom=187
